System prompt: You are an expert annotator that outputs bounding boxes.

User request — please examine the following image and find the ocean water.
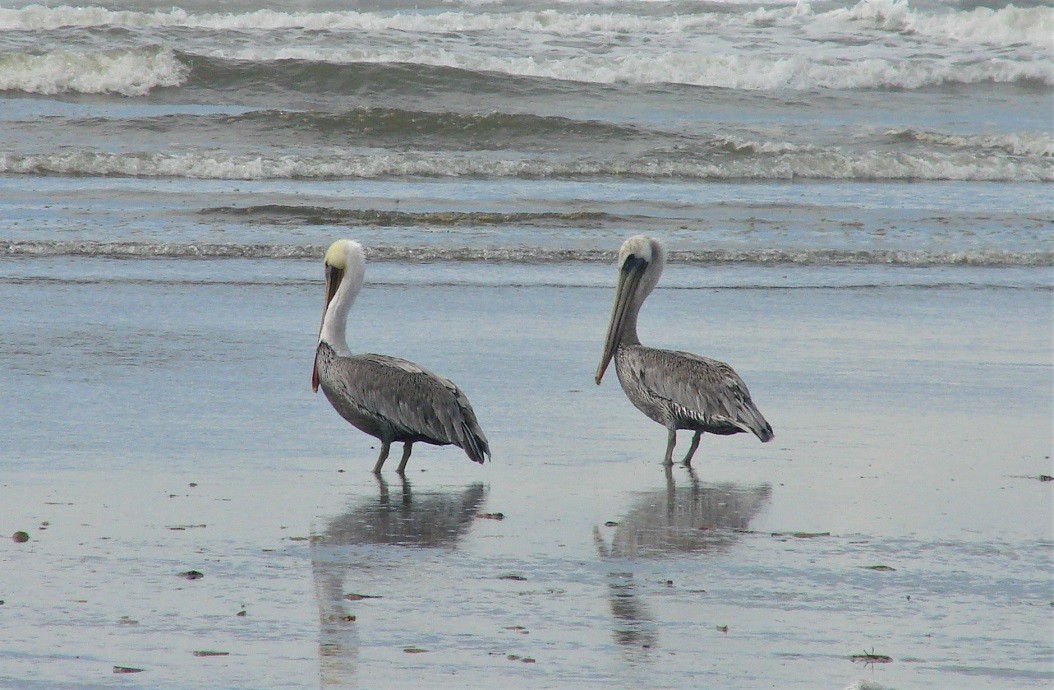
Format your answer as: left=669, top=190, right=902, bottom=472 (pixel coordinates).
left=0, top=0, right=1051, bottom=267
left=0, top=1, right=1052, bottom=688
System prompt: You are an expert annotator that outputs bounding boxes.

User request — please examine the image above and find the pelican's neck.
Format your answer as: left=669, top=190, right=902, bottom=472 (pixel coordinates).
left=620, top=241, right=665, bottom=348
left=319, top=259, right=364, bottom=358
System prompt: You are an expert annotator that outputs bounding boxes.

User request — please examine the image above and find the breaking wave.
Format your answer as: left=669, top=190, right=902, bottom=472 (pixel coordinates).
left=1, top=148, right=1049, bottom=182
left=3, top=240, right=1050, bottom=267
left=183, top=47, right=1052, bottom=92
left=1, top=3, right=1048, bottom=50
left=0, top=47, right=187, bottom=96
left=0, top=0, right=1050, bottom=95
left=825, top=0, right=1054, bottom=49
left=885, top=129, right=1054, bottom=158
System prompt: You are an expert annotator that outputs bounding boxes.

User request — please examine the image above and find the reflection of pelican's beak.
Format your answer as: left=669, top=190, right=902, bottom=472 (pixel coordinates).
left=596, top=256, right=647, bottom=384
left=312, top=264, right=344, bottom=392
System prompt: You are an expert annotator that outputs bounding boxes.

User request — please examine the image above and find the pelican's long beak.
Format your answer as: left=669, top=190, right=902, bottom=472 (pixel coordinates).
left=312, top=264, right=344, bottom=392
left=595, top=255, right=646, bottom=384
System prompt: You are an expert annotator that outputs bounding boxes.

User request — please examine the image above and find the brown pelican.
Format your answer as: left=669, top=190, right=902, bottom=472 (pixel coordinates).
left=312, top=239, right=490, bottom=474
left=595, top=235, right=773, bottom=465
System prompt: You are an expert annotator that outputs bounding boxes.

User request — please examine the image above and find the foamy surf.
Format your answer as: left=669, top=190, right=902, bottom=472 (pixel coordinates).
left=189, top=46, right=1052, bottom=91
left=0, top=1, right=1049, bottom=93
left=0, top=47, right=187, bottom=96
left=4, top=241, right=1049, bottom=267
left=1, top=148, right=1049, bottom=182
left=1, top=2, right=1048, bottom=49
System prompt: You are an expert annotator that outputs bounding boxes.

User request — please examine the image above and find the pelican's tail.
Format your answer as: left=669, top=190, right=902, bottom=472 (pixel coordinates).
left=443, top=379, right=491, bottom=464
left=742, top=402, right=774, bottom=443
left=460, top=419, right=491, bottom=464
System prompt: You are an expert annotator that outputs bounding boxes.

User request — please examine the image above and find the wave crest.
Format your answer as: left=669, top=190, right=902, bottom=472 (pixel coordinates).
left=835, top=0, right=1054, bottom=49
left=1, top=148, right=1048, bottom=182
left=3, top=241, right=1050, bottom=267
left=2, top=3, right=1049, bottom=50
left=1, top=4, right=1049, bottom=93
left=0, top=47, right=187, bottom=96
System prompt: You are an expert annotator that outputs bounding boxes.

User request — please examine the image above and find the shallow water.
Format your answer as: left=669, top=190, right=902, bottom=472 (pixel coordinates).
left=0, top=258, right=1050, bottom=688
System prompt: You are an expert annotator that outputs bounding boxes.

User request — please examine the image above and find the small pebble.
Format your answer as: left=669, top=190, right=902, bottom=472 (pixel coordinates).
left=11, top=531, right=29, bottom=543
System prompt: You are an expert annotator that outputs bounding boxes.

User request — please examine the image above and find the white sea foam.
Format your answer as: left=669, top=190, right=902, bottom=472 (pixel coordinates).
left=0, top=47, right=187, bottom=96
left=1, top=43, right=1044, bottom=94
left=0, top=5, right=721, bottom=34
left=3, top=240, right=1049, bottom=267
left=833, top=0, right=1054, bottom=49
left=1, top=149, right=1049, bottom=182
left=886, top=130, right=1054, bottom=158
left=2, top=1, right=1045, bottom=48
left=195, top=43, right=1051, bottom=90
left=0, top=2, right=1048, bottom=48
left=1, top=3, right=1050, bottom=92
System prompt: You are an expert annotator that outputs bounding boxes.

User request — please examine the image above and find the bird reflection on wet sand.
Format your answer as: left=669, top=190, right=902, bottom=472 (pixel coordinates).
left=595, top=467, right=771, bottom=661
left=311, top=477, right=488, bottom=687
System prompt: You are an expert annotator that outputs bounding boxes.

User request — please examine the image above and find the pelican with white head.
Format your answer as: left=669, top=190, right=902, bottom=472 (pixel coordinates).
left=312, top=240, right=491, bottom=474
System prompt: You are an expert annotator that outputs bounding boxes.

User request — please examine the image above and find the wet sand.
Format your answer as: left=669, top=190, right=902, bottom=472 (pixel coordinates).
left=0, top=259, right=1050, bottom=689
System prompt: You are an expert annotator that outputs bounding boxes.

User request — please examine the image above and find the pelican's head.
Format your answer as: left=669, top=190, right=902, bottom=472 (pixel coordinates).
left=323, top=238, right=364, bottom=274
left=313, top=239, right=366, bottom=392
left=616, top=234, right=657, bottom=268
left=595, top=235, right=666, bottom=385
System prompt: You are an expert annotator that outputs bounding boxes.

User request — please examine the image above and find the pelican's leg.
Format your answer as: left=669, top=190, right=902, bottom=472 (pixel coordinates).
left=396, top=443, right=414, bottom=474
left=681, top=431, right=702, bottom=466
left=663, top=428, right=677, bottom=465
left=372, top=441, right=391, bottom=474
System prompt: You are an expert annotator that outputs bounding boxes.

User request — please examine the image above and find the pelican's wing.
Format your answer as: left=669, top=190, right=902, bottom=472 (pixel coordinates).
left=331, top=353, right=490, bottom=463
left=634, top=348, right=774, bottom=441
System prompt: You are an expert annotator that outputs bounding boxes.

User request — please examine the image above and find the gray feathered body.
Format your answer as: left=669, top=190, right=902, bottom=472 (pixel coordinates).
left=614, top=344, right=774, bottom=442
left=315, top=342, right=490, bottom=464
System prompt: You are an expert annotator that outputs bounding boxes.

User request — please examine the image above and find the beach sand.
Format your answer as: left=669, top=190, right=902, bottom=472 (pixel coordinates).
left=0, top=258, right=1050, bottom=689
